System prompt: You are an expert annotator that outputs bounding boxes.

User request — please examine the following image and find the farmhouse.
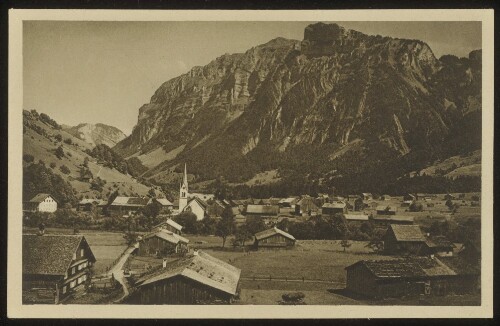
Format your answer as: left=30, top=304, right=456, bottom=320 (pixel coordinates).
left=245, top=204, right=279, bottom=218
left=152, top=219, right=183, bottom=235
left=128, top=250, right=241, bottom=304
left=345, top=256, right=474, bottom=299
left=254, top=227, right=296, bottom=249
left=22, top=234, right=96, bottom=304
left=372, top=215, right=414, bottom=227
left=383, top=224, right=426, bottom=255
left=278, top=197, right=299, bottom=208
left=23, top=193, right=58, bottom=213
left=376, top=205, right=397, bottom=215
left=153, top=198, right=174, bottom=213
left=321, top=202, right=347, bottom=216
left=77, top=198, right=106, bottom=212
left=138, top=230, right=189, bottom=257
left=109, top=196, right=152, bottom=215
left=182, top=197, right=208, bottom=221
left=295, top=196, right=320, bottom=216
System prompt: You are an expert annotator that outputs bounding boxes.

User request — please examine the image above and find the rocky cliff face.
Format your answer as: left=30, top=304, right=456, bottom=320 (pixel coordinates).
left=114, top=22, right=481, bottom=185
left=66, top=123, right=126, bottom=148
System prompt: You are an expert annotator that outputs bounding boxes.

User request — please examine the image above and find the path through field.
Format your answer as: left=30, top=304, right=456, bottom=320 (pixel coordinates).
left=107, top=244, right=136, bottom=303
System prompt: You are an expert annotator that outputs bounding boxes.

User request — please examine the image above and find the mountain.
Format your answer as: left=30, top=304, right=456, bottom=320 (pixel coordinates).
left=65, top=123, right=126, bottom=148
left=114, top=22, right=481, bottom=194
left=23, top=110, right=151, bottom=202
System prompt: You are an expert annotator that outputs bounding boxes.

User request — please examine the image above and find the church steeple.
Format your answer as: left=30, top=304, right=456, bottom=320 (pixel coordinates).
left=179, top=163, right=189, bottom=212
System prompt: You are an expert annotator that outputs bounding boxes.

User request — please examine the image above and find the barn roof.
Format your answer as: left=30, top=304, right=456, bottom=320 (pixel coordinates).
left=425, top=236, right=455, bottom=249
left=279, top=197, right=298, bottom=204
left=344, top=214, right=369, bottom=221
left=187, top=196, right=208, bottom=209
left=347, top=257, right=456, bottom=279
left=144, top=230, right=189, bottom=244
left=79, top=198, right=101, bottom=205
left=137, top=251, right=241, bottom=295
left=255, top=227, right=295, bottom=241
left=246, top=204, right=279, bottom=215
left=28, top=193, right=56, bottom=203
left=373, top=215, right=414, bottom=223
left=23, top=234, right=95, bottom=276
left=153, top=219, right=183, bottom=231
left=111, top=196, right=151, bottom=207
left=439, top=257, right=480, bottom=276
left=388, top=224, right=426, bottom=242
left=155, top=198, right=173, bottom=206
left=376, top=205, right=397, bottom=212
left=322, top=202, right=346, bottom=209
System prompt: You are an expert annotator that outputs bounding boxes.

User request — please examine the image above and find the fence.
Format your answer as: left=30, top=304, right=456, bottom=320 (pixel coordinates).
left=240, top=275, right=345, bottom=286
left=103, top=244, right=135, bottom=275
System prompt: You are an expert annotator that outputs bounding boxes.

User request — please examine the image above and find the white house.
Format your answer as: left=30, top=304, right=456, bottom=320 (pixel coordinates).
left=178, top=164, right=209, bottom=221
left=183, top=197, right=208, bottom=221
left=23, top=193, right=58, bottom=213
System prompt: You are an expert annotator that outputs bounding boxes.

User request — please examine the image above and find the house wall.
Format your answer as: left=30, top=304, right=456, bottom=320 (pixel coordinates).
left=130, top=275, right=234, bottom=304
left=346, top=265, right=378, bottom=297
left=256, top=234, right=295, bottom=248
left=185, top=202, right=205, bottom=221
left=138, top=236, right=181, bottom=256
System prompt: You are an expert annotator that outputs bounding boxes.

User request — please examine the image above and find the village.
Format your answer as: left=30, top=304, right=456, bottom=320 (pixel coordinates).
left=22, top=164, right=481, bottom=306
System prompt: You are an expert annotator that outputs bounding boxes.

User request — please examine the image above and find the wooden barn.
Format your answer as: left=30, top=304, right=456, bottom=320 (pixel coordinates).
left=22, top=234, right=96, bottom=304
left=345, top=257, right=475, bottom=299
left=383, top=224, right=427, bottom=255
left=153, top=198, right=174, bottom=213
left=254, top=227, right=296, bottom=249
left=344, top=214, right=370, bottom=227
left=109, top=196, right=152, bottom=216
left=138, top=230, right=189, bottom=257
left=152, top=219, right=183, bottom=235
left=294, top=196, right=320, bottom=216
left=245, top=204, right=279, bottom=218
left=127, top=250, right=241, bottom=304
left=77, top=199, right=106, bottom=212
left=321, top=202, right=347, bottom=216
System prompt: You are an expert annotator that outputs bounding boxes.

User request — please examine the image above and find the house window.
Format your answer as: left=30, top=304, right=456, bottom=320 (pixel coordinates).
left=72, top=253, right=76, bottom=260
left=71, top=267, right=76, bottom=275
left=70, top=280, right=76, bottom=288
left=80, top=249, right=84, bottom=257
left=62, top=286, right=67, bottom=294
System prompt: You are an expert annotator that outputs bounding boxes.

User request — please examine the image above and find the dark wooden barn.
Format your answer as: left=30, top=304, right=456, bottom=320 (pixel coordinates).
left=138, top=230, right=189, bottom=257
left=383, top=224, right=427, bottom=255
left=345, top=256, right=478, bottom=299
left=254, top=227, right=296, bottom=249
left=126, top=251, right=241, bottom=304
left=22, top=234, right=96, bottom=304
left=321, top=202, right=347, bottom=216
left=152, top=219, right=183, bottom=235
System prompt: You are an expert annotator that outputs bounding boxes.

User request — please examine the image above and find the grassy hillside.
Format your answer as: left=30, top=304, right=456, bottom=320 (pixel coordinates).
left=23, top=110, right=151, bottom=201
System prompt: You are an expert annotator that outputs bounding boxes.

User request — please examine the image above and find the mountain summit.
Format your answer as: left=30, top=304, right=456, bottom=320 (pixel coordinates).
left=114, top=23, right=481, bottom=192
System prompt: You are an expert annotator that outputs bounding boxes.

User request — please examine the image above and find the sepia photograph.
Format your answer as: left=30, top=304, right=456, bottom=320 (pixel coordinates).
left=8, top=9, right=494, bottom=318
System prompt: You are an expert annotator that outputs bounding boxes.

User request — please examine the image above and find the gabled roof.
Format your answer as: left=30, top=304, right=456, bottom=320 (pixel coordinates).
left=23, top=234, right=95, bottom=276
left=347, top=257, right=456, bottom=279
left=425, top=236, right=456, bottom=249
left=254, top=227, right=295, bottom=241
left=279, top=197, right=298, bottom=204
left=79, top=198, right=103, bottom=205
left=344, top=214, right=369, bottom=221
left=28, top=193, right=56, bottom=203
left=153, top=219, right=183, bottom=231
left=155, top=198, right=173, bottom=206
left=111, top=196, right=151, bottom=207
left=322, top=202, right=346, bottom=209
left=137, top=251, right=241, bottom=295
left=245, top=204, right=279, bottom=215
left=387, top=224, right=426, bottom=242
left=187, top=196, right=208, bottom=209
left=144, top=230, right=189, bottom=244
left=373, top=215, right=414, bottom=223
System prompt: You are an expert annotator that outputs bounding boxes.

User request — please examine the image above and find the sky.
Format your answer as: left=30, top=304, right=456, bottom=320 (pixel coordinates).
left=23, top=21, right=481, bottom=135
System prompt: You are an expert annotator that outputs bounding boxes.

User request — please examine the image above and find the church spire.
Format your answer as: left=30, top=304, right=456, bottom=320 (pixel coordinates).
left=183, top=163, right=188, bottom=187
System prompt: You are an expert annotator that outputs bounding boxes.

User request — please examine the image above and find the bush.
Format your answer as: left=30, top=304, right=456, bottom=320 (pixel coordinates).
left=64, top=138, right=72, bottom=145
left=60, top=165, right=71, bottom=174
left=409, top=202, right=424, bottom=212
left=23, top=154, right=35, bottom=163
left=50, top=162, right=57, bottom=169
left=55, top=134, right=62, bottom=142
left=55, top=145, right=65, bottom=159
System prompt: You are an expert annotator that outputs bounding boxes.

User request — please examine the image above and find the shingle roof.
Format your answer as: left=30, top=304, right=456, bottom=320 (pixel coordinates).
left=144, top=230, right=189, bottom=244
left=28, top=193, right=55, bottom=203
left=347, top=257, right=456, bottom=279
left=111, top=196, right=151, bottom=206
left=153, top=219, right=183, bottom=231
left=246, top=204, right=279, bottom=215
left=373, top=215, right=414, bottom=223
left=137, top=251, right=241, bottom=295
left=388, top=224, right=426, bottom=242
left=23, top=234, right=95, bottom=276
left=425, top=236, right=456, bottom=249
left=254, top=227, right=295, bottom=241
left=155, top=198, right=173, bottom=206
left=344, top=214, right=369, bottom=221
left=322, top=202, right=346, bottom=209
left=187, top=196, right=208, bottom=209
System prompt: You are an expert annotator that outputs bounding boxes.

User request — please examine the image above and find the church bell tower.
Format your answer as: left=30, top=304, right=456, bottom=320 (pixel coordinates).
left=179, top=163, right=189, bottom=212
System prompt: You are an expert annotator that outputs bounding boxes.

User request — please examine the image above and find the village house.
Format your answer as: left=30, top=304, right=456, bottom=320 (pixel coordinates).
left=109, top=196, right=152, bottom=216
left=278, top=197, right=299, bottom=209
left=152, top=219, right=183, bottom=235
left=371, top=215, right=414, bottom=227
left=182, top=197, right=208, bottom=221
left=22, top=234, right=96, bottom=304
left=23, top=193, right=58, bottom=213
left=254, top=227, right=296, bottom=249
left=321, top=202, right=347, bottom=216
left=344, top=213, right=370, bottom=227
left=153, top=198, right=174, bottom=214
left=245, top=204, right=280, bottom=218
left=127, top=250, right=241, bottom=304
left=77, top=198, right=106, bottom=212
left=376, top=205, right=397, bottom=215
left=345, top=256, right=477, bottom=299
left=294, top=196, right=320, bottom=216
left=138, top=230, right=189, bottom=257
left=423, top=236, right=456, bottom=257
left=383, top=224, right=427, bottom=255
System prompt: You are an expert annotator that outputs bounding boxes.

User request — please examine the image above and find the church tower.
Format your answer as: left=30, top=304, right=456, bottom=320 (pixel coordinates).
left=179, top=163, right=189, bottom=212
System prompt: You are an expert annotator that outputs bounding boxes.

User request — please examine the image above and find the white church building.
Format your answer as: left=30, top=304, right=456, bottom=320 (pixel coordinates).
left=177, top=164, right=209, bottom=221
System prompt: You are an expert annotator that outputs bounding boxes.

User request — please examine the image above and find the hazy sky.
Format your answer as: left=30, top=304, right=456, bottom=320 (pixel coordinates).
left=23, top=21, right=481, bottom=135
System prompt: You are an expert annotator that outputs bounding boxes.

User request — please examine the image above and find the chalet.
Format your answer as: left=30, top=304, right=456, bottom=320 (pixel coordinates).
left=23, top=193, right=58, bottom=213
left=128, top=250, right=241, bottom=304
left=22, top=234, right=96, bottom=304
left=295, top=196, right=320, bottom=216
left=372, top=215, right=414, bottom=227
left=109, top=196, right=152, bottom=215
left=153, top=198, right=174, bottom=213
left=423, top=236, right=455, bottom=257
left=383, top=224, right=426, bottom=255
left=245, top=204, right=279, bottom=218
left=254, top=227, right=296, bottom=249
left=138, top=230, right=189, bottom=257
left=152, top=219, right=183, bottom=235
left=77, top=199, right=106, bottom=212
left=321, top=202, right=347, bottom=216
left=376, top=205, right=397, bottom=216
left=345, top=257, right=472, bottom=299
left=182, top=197, right=208, bottom=221
left=362, top=193, right=373, bottom=201
left=278, top=197, right=299, bottom=208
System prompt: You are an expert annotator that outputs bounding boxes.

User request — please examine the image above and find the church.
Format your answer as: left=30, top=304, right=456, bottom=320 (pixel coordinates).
left=177, top=164, right=209, bottom=221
